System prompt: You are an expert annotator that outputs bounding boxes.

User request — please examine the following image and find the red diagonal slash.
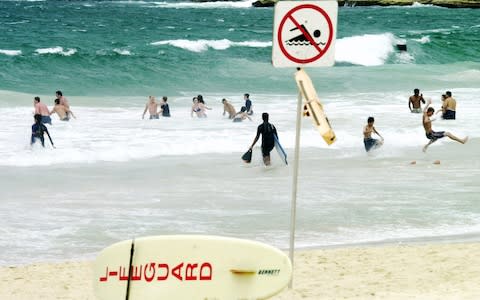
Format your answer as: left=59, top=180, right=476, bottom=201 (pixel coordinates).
left=288, top=15, right=323, bottom=55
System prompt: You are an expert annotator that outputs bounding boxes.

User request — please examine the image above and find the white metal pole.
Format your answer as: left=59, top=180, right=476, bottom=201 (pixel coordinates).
left=289, top=68, right=304, bottom=288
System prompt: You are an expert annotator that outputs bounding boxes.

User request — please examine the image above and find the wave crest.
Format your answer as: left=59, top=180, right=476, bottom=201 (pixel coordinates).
left=151, top=39, right=271, bottom=52
left=35, top=47, right=77, bottom=56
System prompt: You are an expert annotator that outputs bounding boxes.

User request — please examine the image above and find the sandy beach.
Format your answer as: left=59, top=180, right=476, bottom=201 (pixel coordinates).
left=1, top=243, right=479, bottom=300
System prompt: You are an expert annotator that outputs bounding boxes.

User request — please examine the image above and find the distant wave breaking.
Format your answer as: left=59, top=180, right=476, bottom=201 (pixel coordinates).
left=335, top=33, right=396, bottom=66
left=151, top=39, right=271, bottom=53
left=116, top=0, right=254, bottom=9
left=35, top=47, right=77, bottom=56
left=0, top=49, right=22, bottom=56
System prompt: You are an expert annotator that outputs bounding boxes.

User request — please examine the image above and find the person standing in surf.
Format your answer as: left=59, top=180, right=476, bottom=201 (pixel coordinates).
left=408, top=88, right=425, bottom=113
left=249, top=112, right=277, bottom=166
left=33, top=96, right=52, bottom=125
left=422, top=99, right=467, bottom=152
left=442, top=91, right=456, bottom=120
left=50, top=99, right=76, bottom=121
left=159, top=96, right=170, bottom=117
left=363, top=116, right=384, bottom=152
left=142, top=96, right=159, bottom=119
left=244, top=93, right=253, bottom=115
left=31, top=114, right=54, bottom=148
left=55, top=90, right=70, bottom=109
left=222, top=98, right=236, bottom=119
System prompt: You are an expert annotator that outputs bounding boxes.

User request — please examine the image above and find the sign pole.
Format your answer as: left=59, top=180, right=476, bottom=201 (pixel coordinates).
left=288, top=68, right=304, bottom=288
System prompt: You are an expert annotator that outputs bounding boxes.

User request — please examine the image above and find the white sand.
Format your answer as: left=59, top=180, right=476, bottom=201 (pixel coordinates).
left=1, top=243, right=479, bottom=299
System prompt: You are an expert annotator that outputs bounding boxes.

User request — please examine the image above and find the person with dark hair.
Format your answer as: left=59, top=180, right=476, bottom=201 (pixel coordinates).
left=55, top=90, right=70, bottom=109
left=31, top=114, right=54, bottom=148
left=50, top=99, right=76, bottom=121
left=33, top=96, right=52, bottom=125
left=159, top=96, right=170, bottom=117
left=422, top=99, right=467, bottom=152
left=232, top=106, right=252, bottom=123
left=197, top=94, right=212, bottom=116
left=363, top=116, right=384, bottom=152
left=408, top=88, right=425, bottom=113
left=244, top=93, right=253, bottom=115
left=442, top=91, right=456, bottom=120
left=249, top=112, right=277, bottom=166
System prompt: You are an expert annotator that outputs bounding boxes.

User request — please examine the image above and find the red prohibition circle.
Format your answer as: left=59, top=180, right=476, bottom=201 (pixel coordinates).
left=277, top=4, right=334, bottom=64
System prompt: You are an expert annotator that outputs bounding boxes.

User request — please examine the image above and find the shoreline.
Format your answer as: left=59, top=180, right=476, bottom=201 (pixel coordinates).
left=1, top=242, right=479, bottom=299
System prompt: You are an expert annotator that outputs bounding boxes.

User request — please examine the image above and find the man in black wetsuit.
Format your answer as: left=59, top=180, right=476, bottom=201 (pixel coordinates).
left=249, top=112, right=277, bottom=166
left=31, top=114, right=54, bottom=148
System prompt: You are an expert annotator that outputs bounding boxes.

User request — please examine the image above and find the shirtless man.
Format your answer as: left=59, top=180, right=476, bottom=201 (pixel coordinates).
left=422, top=99, right=467, bottom=152
left=142, top=96, right=159, bottom=119
left=408, top=88, right=425, bottom=113
left=50, top=99, right=76, bottom=121
left=55, top=90, right=70, bottom=109
left=33, top=97, right=52, bottom=125
left=363, top=116, right=384, bottom=152
left=222, top=98, right=236, bottom=119
left=442, top=91, right=456, bottom=120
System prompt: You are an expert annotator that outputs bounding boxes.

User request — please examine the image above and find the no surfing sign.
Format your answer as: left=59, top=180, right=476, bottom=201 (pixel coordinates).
left=272, top=1, right=338, bottom=68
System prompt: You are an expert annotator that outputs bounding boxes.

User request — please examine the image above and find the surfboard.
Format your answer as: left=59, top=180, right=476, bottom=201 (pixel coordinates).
left=274, top=135, right=288, bottom=165
left=295, top=69, right=336, bottom=145
left=93, top=235, right=292, bottom=300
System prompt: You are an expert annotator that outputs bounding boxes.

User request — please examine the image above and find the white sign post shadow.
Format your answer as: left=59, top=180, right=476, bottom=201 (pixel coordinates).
left=272, top=0, right=338, bottom=288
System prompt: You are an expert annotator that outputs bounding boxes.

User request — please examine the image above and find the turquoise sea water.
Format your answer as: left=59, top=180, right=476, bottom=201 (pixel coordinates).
left=0, top=1, right=479, bottom=265
left=1, top=0, right=479, bottom=98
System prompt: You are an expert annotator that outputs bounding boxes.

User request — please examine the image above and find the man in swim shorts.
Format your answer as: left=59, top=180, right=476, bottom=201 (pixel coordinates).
left=422, top=99, right=467, bottom=152
left=142, top=96, right=159, bottom=119
left=363, top=116, right=384, bottom=152
left=408, top=88, right=425, bottom=113
left=33, top=96, right=52, bottom=125
left=249, top=112, right=277, bottom=166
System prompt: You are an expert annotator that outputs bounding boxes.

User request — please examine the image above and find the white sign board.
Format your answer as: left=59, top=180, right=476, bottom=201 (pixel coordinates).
left=272, top=1, right=338, bottom=68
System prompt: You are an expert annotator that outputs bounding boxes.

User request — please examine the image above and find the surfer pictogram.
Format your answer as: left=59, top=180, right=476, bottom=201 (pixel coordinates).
left=286, top=25, right=325, bottom=46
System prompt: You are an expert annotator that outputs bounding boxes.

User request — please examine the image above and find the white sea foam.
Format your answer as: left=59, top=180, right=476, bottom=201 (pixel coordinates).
left=0, top=49, right=22, bottom=56
left=35, top=46, right=77, bottom=56
left=413, top=35, right=431, bottom=44
left=1, top=88, right=478, bottom=167
left=113, top=48, right=132, bottom=56
left=151, top=39, right=271, bottom=52
left=335, top=33, right=396, bottom=66
left=120, top=0, right=255, bottom=9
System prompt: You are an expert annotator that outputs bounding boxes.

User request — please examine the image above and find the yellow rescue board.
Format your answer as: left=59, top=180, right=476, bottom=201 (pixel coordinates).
left=295, top=69, right=336, bottom=145
left=93, top=235, right=292, bottom=300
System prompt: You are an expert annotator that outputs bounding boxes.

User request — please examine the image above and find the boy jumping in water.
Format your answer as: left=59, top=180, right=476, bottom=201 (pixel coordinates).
left=422, top=99, right=467, bottom=152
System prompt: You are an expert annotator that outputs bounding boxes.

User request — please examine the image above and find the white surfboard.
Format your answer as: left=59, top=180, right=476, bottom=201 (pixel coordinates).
left=93, top=235, right=292, bottom=300
left=295, top=68, right=336, bottom=145
left=274, top=135, right=288, bottom=165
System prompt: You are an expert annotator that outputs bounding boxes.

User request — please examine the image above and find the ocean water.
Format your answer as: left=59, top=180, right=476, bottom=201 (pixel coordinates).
left=0, top=0, right=479, bottom=266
